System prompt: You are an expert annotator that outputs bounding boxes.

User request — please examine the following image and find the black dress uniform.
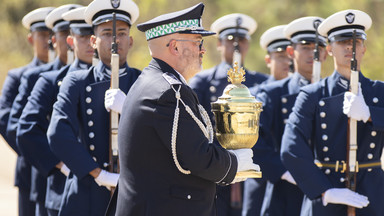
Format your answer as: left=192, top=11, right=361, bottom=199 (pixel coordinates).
left=6, top=57, right=65, bottom=214
left=17, top=59, right=91, bottom=215
left=47, top=61, right=140, bottom=216
left=112, top=58, right=237, bottom=216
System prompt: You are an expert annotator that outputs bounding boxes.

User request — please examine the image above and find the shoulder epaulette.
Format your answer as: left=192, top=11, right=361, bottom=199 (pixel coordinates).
left=162, top=72, right=182, bottom=86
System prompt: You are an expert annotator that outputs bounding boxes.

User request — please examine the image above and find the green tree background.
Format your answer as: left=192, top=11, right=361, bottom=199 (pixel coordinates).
left=1, top=0, right=384, bottom=88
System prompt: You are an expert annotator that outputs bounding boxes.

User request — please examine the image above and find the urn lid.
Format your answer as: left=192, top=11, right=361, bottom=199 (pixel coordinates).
left=215, top=62, right=260, bottom=104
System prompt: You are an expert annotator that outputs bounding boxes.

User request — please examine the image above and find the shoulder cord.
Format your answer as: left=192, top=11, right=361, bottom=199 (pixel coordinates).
left=170, top=85, right=214, bottom=174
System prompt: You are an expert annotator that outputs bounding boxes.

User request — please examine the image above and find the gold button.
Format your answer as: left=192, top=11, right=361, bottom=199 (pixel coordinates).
left=89, top=145, right=95, bottom=151
left=209, top=86, right=216, bottom=93
left=370, top=143, right=375, bottom=149
left=282, top=108, right=288, bottom=114
left=281, top=98, right=287, bottom=104
left=323, top=146, right=328, bottom=152
left=322, top=135, right=328, bottom=141
left=371, top=131, right=377, bottom=137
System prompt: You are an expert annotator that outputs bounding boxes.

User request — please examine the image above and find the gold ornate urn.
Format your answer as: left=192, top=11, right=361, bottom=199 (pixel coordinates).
left=211, top=62, right=262, bottom=178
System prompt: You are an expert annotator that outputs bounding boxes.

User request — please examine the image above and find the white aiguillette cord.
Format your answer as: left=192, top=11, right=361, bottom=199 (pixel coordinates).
left=170, top=85, right=214, bottom=174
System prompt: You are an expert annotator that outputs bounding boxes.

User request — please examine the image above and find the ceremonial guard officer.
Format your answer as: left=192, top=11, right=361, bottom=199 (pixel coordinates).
left=249, top=17, right=328, bottom=216
left=243, top=24, right=292, bottom=216
left=7, top=5, right=79, bottom=216
left=106, top=3, right=258, bottom=216
left=281, top=10, right=383, bottom=215
left=17, top=6, right=93, bottom=216
left=189, top=13, right=268, bottom=216
left=47, top=0, right=141, bottom=215
left=0, top=7, right=54, bottom=216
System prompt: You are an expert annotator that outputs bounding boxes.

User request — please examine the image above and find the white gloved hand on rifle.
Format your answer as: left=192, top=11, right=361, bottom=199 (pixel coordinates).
left=322, top=188, right=369, bottom=208
left=94, top=169, right=119, bottom=190
left=228, top=149, right=260, bottom=184
left=281, top=171, right=296, bottom=185
left=60, top=163, right=70, bottom=177
left=104, top=89, right=126, bottom=114
left=343, top=83, right=370, bottom=122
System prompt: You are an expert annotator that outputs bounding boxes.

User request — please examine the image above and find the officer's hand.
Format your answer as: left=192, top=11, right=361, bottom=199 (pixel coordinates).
left=94, top=170, right=119, bottom=190
left=343, top=83, right=370, bottom=122
left=60, top=164, right=70, bottom=177
left=281, top=171, right=296, bottom=185
left=322, top=188, right=369, bottom=208
left=104, top=89, right=126, bottom=114
left=229, top=149, right=260, bottom=172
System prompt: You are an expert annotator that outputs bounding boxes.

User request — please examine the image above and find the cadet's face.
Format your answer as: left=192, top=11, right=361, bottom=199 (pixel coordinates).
left=327, top=39, right=366, bottom=72
left=218, top=36, right=249, bottom=65
left=30, top=31, right=51, bottom=63
left=267, top=51, right=291, bottom=80
left=91, top=20, right=132, bottom=67
left=71, top=34, right=93, bottom=64
left=174, top=34, right=206, bottom=80
left=292, top=43, right=326, bottom=79
left=53, top=30, right=70, bottom=63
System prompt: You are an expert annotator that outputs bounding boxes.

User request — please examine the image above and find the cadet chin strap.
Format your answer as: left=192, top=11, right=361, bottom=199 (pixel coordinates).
left=171, top=85, right=214, bottom=174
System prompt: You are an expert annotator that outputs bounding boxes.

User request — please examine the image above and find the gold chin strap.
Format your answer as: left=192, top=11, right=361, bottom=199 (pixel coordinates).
left=170, top=85, right=214, bottom=175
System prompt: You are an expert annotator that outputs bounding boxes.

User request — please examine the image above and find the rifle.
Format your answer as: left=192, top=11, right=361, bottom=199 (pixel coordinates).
left=232, top=17, right=242, bottom=67
left=48, top=37, right=56, bottom=63
left=346, top=29, right=358, bottom=216
left=312, top=20, right=321, bottom=83
left=109, top=11, right=120, bottom=190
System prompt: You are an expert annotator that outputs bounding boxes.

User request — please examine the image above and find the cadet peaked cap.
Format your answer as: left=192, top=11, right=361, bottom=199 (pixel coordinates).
left=62, top=7, right=93, bottom=36
left=284, top=16, right=326, bottom=46
left=84, top=0, right=139, bottom=26
left=137, top=3, right=215, bottom=41
left=260, top=25, right=290, bottom=52
left=22, top=7, right=55, bottom=32
left=46, top=4, right=83, bottom=32
left=211, top=13, right=257, bottom=40
left=318, top=9, right=372, bottom=42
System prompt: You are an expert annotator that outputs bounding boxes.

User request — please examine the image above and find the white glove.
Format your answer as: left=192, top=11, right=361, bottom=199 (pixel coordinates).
left=281, top=171, right=296, bottom=185
left=322, top=188, right=369, bottom=208
left=229, top=149, right=260, bottom=172
left=343, top=83, right=370, bottom=122
left=104, top=89, right=126, bottom=113
left=60, top=164, right=70, bottom=177
left=94, top=170, right=119, bottom=190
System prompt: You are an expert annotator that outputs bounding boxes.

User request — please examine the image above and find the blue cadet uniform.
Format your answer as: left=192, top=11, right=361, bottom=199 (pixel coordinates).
left=244, top=24, right=292, bottom=216
left=106, top=3, right=238, bottom=216
left=1, top=7, right=54, bottom=216
left=281, top=10, right=384, bottom=216
left=17, top=6, right=93, bottom=216
left=250, top=17, right=327, bottom=216
left=189, top=13, right=267, bottom=216
left=11, top=5, right=80, bottom=216
left=47, top=1, right=141, bottom=215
